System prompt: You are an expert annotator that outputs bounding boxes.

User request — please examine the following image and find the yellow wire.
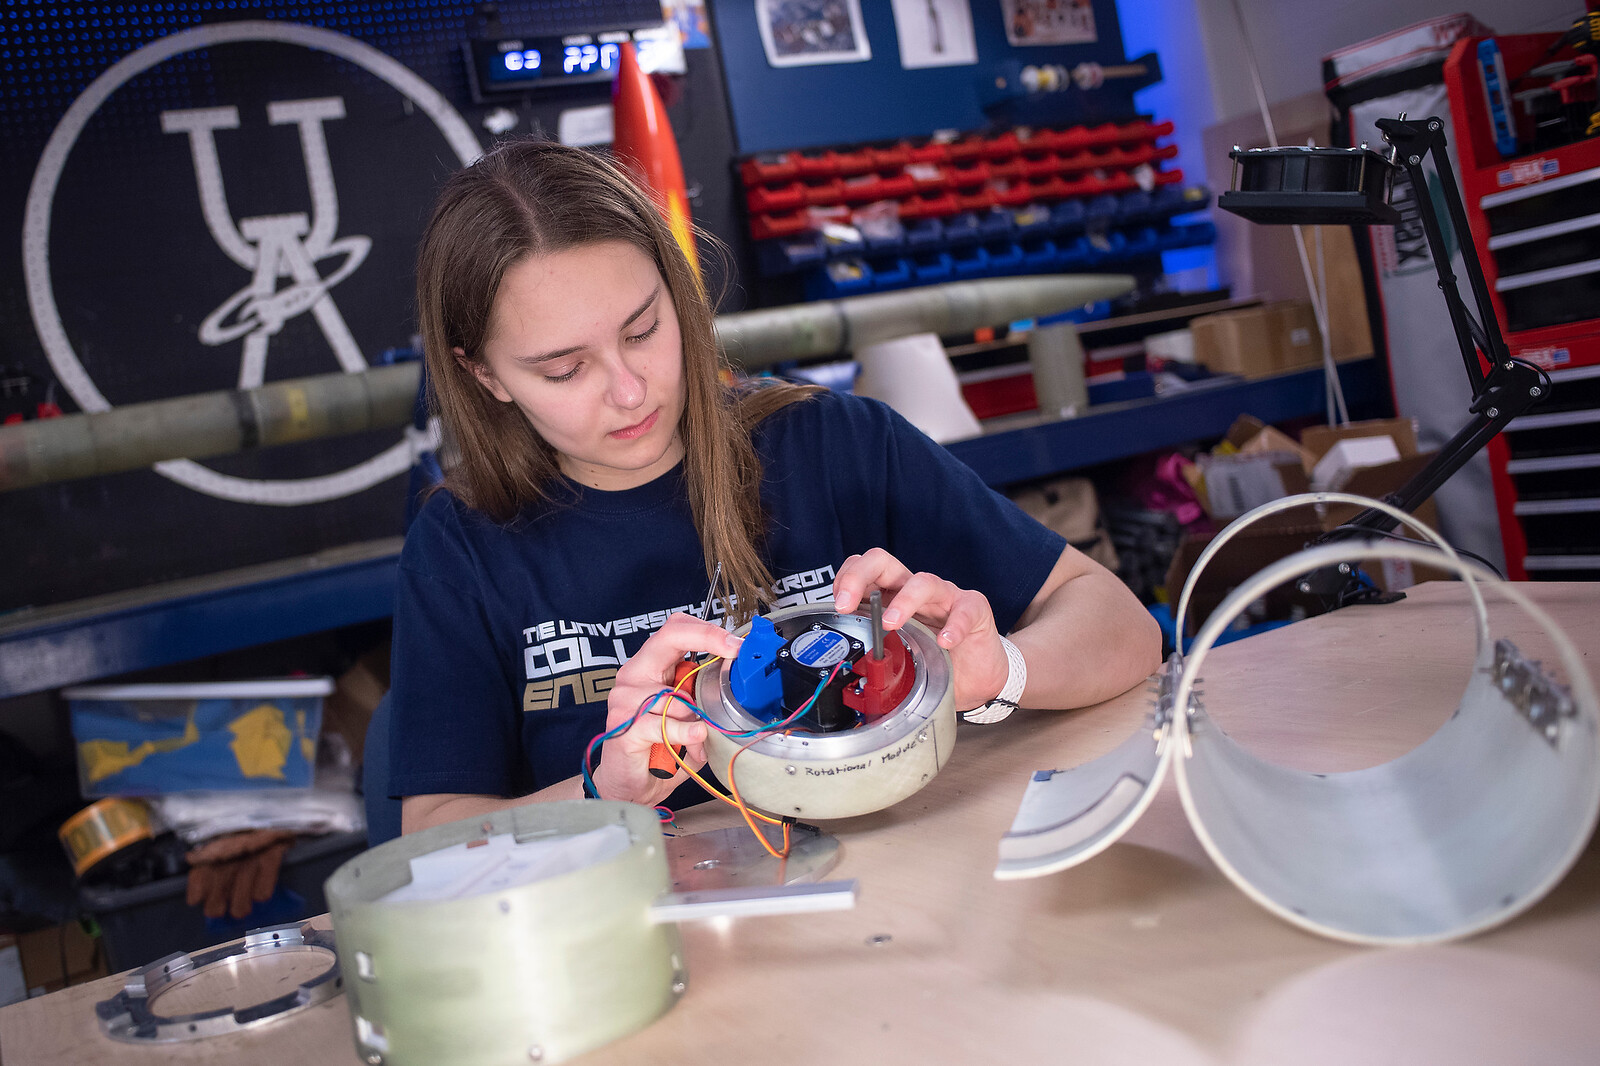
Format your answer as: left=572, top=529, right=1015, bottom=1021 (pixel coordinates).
left=727, top=732, right=792, bottom=859
left=657, top=656, right=789, bottom=834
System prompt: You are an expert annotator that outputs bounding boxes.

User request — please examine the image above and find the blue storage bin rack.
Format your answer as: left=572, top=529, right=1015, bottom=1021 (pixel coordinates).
left=869, top=256, right=913, bottom=290
left=1050, top=200, right=1087, bottom=236
left=1021, top=238, right=1059, bottom=269
left=1085, top=194, right=1121, bottom=225
left=982, top=241, right=1025, bottom=274
left=757, top=236, right=826, bottom=275
left=1055, top=237, right=1096, bottom=270
left=804, top=258, right=874, bottom=300
left=977, top=209, right=1015, bottom=241
left=905, top=217, right=946, bottom=249
left=951, top=244, right=990, bottom=278
left=864, top=230, right=906, bottom=255
left=911, top=251, right=954, bottom=283
left=940, top=212, right=983, bottom=245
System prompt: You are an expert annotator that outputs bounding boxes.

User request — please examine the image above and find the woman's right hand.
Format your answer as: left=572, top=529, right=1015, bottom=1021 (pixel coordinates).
left=590, top=612, right=743, bottom=806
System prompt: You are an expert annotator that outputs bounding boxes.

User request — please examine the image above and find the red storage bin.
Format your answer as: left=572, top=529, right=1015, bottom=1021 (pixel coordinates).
left=873, top=171, right=916, bottom=200
left=898, top=190, right=959, bottom=218
left=944, top=160, right=991, bottom=188
left=945, top=136, right=987, bottom=162
left=802, top=177, right=846, bottom=205
left=953, top=186, right=998, bottom=212
left=749, top=210, right=811, bottom=240
left=991, top=181, right=1035, bottom=207
left=838, top=172, right=884, bottom=202
left=1055, top=150, right=1094, bottom=174
left=1051, top=126, right=1093, bottom=153
left=982, top=131, right=1023, bottom=158
left=833, top=148, right=875, bottom=175
left=988, top=157, right=1025, bottom=181
left=795, top=151, right=840, bottom=178
left=1020, top=153, right=1060, bottom=178
left=906, top=161, right=946, bottom=189
left=745, top=182, right=807, bottom=213
left=739, top=153, right=799, bottom=186
left=869, top=144, right=911, bottom=169
left=1082, top=123, right=1124, bottom=148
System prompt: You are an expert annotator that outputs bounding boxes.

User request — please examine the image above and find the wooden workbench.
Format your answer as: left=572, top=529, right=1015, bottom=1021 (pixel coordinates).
left=5, top=582, right=1597, bottom=1065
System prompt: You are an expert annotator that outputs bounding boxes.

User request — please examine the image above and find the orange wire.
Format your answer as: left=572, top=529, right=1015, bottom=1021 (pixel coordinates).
left=657, top=657, right=788, bottom=830
left=727, top=731, right=792, bottom=859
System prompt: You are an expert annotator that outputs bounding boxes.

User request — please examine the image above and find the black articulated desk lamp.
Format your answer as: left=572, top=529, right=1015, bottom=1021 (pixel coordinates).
left=1216, top=114, right=1554, bottom=609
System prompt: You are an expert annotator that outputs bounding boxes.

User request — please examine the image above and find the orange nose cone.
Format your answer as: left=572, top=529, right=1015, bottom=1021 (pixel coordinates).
left=612, top=40, right=698, bottom=271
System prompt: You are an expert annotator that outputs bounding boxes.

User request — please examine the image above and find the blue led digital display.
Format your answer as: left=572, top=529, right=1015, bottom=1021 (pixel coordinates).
left=475, top=33, right=634, bottom=93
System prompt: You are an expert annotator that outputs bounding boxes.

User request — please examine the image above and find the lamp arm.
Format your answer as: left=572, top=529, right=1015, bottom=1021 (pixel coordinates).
left=1375, top=116, right=1512, bottom=396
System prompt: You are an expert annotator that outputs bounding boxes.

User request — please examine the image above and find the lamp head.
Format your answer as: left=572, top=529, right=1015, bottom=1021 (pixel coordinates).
left=1217, top=145, right=1402, bottom=225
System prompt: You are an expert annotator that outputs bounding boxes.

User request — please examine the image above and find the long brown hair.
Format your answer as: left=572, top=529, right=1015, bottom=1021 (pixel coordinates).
left=415, top=138, right=813, bottom=623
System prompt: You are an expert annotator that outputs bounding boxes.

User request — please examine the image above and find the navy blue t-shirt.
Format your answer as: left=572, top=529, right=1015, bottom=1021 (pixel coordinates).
left=387, top=390, right=1065, bottom=800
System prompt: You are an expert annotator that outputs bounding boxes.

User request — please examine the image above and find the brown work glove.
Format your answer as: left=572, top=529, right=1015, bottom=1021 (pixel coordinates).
left=184, top=829, right=296, bottom=919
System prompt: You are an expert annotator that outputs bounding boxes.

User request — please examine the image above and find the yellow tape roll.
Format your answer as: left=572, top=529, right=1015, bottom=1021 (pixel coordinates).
left=58, top=798, right=153, bottom=878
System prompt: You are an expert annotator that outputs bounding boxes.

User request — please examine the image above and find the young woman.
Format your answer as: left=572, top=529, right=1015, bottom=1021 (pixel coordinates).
left=390, top=139, right=1160, bottom=833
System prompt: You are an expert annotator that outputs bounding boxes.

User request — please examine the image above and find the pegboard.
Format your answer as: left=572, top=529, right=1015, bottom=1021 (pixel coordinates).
left=0, top=1, right=731, bottom=614
left=710, top=0, right=1140, bottom=154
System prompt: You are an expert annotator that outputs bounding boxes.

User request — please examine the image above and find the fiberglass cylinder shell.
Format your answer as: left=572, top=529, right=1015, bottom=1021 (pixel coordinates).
left=696, top=604, right=957, bottom=820
left=324, top=800, right=683, bottom=1066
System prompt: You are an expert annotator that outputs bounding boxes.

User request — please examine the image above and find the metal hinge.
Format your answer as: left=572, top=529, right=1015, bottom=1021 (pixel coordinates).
left=1492, top=638, right=1577, bottom=746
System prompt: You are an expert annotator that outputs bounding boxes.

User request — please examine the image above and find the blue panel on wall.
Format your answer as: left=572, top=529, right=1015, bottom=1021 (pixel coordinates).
left=713, top=0, right=1135, bottom=153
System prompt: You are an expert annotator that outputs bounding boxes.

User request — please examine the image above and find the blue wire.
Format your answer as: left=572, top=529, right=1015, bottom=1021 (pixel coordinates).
left=581, top=663, right=843, bottom=798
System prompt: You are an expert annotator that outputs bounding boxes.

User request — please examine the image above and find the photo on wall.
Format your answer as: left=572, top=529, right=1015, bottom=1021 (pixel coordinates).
left=756, top=0, right=872, bottom=67
left=890, top=0, right=978, bottom=69
left=1001, top=0, right=1097, bottom=46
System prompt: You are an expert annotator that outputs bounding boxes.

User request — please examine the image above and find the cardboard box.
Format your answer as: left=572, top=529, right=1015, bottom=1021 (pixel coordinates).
left=1190, top=301, right=1322, bottom=378
left=14, top=922, right=106, bottom=996
left=1167, top=416, right=1448, bottom=636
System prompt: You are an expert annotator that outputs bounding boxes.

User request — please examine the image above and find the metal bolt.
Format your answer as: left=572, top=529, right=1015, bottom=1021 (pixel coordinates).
left=1337, top=562, right=1352, bottom=575
left=693, top=859, right=720, bottom=870
left=671, top=980, right=687, bottom=994
left=366, top=1056, right=383, bottom=1066
left=1408, top=154, right=1421, bottom=164
left=1530, top=386, right=1543, bottom=397
left=785, top=764, right=797, bottom=775
left=1429, top=120, right=1441, bottom=131
left=1487, top=407, right=1500, bottom=418
left=1504, top=361, right=1516, bottom=370
left=1298, top=580, right=1312, bottom=593
left=917, top=731, right=928, bottom=742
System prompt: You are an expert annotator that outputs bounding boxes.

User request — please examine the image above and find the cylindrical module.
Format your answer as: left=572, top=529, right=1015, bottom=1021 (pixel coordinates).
left=697, top=604, right=956, bottom=820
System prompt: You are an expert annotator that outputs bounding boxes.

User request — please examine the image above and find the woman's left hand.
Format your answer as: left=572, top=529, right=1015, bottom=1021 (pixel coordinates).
left=833, top=548, right=1009, bottom=712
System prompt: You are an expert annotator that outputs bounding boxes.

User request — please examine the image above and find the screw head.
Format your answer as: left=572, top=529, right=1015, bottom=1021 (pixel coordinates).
left=529, top=1046, right=544, bottom=1061
left=1429, top=120, right=1442, bottom=131
left=1530, top=386, right=1543, bottom=397
left=671, top=980, right=687, bottom=994
left=1298, top=580, right=1313, bottom=593
left=1408, top=154, right=1421, bottom=164
left=1337, top=562, right=1352, bottom=575
left=1487, top=407, right=1500, bottom=418
left=785, top=764, right=797, bottom=775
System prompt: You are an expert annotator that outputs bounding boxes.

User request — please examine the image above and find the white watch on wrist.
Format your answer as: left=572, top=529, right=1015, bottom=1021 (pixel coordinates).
left=963, top=635, right=1026, bottom=724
